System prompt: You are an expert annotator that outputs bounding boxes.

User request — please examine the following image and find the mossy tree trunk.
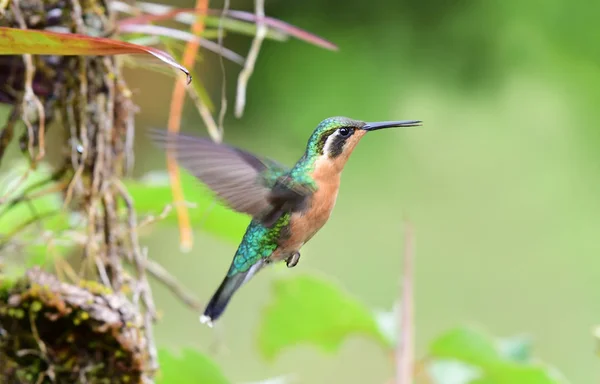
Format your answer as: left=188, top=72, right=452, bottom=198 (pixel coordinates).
left=0, top=0, right=155, bottom=382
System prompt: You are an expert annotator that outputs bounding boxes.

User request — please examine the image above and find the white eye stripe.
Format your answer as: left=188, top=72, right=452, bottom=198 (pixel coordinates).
left=322, top=130, right=340, bottom=156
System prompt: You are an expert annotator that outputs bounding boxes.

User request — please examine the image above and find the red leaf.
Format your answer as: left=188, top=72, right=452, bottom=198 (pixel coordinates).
left=224, top=10, right=338, bottom=51
left=118, top=7, right=338, bottom=51
left=0, top=27, right=191, bottom=83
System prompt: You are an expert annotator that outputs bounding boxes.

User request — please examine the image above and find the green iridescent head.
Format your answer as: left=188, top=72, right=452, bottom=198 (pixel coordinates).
left=304, top=116, right=421, bottom=160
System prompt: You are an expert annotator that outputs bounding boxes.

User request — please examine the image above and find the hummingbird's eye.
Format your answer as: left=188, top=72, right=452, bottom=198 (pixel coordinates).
left=338, top=127, right=352, bottom=137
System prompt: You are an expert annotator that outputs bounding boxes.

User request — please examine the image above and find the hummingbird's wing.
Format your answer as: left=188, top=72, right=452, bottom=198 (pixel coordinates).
left=148, top=129, right=314, bottom=226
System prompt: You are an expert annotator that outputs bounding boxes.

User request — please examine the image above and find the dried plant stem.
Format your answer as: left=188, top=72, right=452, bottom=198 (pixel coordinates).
left=137, top=204, right=173, bottom=229
left=63, top=57, right=90, bottom=209
left=396, top=221, right=415, bottom=384
left=216, top=0, right=230, bottom=133
left=115, top=180, right=159, bottom=374
left=186, top=78, right=221, bottom=141
left=143, top=258, right=203, bottom=311
left=234, top=0, right=267, bottom=118
left=11, top=0, right=46, bottom=163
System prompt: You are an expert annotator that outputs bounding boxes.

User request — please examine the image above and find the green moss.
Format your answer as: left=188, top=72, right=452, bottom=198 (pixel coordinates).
left=1, top=269, right=147, bottom=384
left=30, top=301, right=42, bottom=312
left=7, top=308, right=25, bottom=319
left=78, top=280, right=113, bottom=295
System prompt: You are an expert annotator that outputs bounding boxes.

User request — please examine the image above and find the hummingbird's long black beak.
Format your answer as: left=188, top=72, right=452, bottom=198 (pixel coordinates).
left=362, top=120, right=422, bottom=131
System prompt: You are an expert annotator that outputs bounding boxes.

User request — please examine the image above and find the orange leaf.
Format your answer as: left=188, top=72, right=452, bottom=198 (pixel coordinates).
left=166, top=0, right=209, bottom=251
left=0, top=27, right=191, bottom=83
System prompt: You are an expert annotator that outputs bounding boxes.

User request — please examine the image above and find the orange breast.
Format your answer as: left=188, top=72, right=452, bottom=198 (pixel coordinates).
left=277, top=158, right=341, bottom=256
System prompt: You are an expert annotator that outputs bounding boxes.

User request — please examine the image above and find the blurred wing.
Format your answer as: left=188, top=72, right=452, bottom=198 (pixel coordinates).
left=148, top=129, right=311, bottom=224
left=149, top=129, right=277, bottom=218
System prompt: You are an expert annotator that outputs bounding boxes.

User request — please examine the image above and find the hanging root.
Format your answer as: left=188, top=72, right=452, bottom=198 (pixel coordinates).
left=0, top=0, right=159, bottom=382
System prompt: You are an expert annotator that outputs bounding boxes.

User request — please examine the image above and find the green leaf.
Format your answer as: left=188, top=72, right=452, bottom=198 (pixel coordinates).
left=429, top=327, right=502, bottom=367
left=0, top=161, right=74, bottom=267
left=373, top=305, right=399, bottom=347
left=157, top=348, right=230, bottom=384
left=429, top=328, right=564, bottom=384
left=124, top=171, right=248, bottom=244
left=472, top=362, right=564, bottom=384
left=498, top=335, right=532, bottom=363
left=0, top=161, right=60, bottom=231
left=257, top=274, right=390, bottom=360
left=427, top=360, right=483, bottom=384
left=0, top=27, right=190, bottom=81
left=241, top=375, right=293, bottom=384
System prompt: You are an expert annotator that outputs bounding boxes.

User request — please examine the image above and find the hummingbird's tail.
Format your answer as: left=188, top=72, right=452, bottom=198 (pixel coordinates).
left=200, top=260, right=266, bottom=326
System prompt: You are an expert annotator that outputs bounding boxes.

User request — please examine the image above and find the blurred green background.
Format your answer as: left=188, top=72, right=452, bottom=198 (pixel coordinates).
left=4, top=0, right=600, bottom=382
left=130, top=0, right=600, bottom=383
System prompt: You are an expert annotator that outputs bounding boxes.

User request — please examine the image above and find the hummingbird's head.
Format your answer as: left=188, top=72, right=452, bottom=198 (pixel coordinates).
left=305, top=116, right=421, bottom=172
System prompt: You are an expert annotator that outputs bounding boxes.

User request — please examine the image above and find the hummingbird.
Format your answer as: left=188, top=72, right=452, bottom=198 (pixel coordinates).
left=149, top=116, right=421, bottom=326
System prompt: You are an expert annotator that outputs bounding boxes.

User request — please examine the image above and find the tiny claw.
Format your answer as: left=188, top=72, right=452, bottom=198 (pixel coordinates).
left=286, top=251, right=300, bottom=268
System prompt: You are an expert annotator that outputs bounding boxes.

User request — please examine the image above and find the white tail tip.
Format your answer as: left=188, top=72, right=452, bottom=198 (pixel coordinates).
left=199, top=314, right=214, bottom=327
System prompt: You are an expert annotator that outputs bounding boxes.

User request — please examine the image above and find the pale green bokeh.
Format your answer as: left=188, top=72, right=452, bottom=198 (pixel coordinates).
left=1, top=0, right=599, bottom=382
left=137, top=2, right=600, bottom=382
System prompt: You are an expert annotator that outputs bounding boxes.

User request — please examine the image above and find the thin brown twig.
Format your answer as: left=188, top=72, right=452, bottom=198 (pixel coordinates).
left=137, top=204, right=173, bottom=229
left=234, top=0, right=267, bottom=118
left=121, top=79, right=136, bottom=175
left=102, top=193, right=122, bottom=288
left=62, top=161, right=84, bottom=209
left=31, top=81, right=46, bottom=163
left=93, top=249, right=112, bottom=287
left=65, top=44, right=91, bottom=211
left=143, top=257, right=203, bottom=311
left=28, top=306, right=51, bottom=377
left=136, top=200, right=197, bottom=230
left=69, top=0, right=86, bottom=33
left=396, top=220, right=415, bottom=384
left=111, top=182, right=202, bottom=314
left=137, top=248, right=159, bottom=377
left=0, top=13, right=35, bottom=199
left=185, top=77, right=221, bottom=142
left=216, top=0, right=230, bottom=134
left=11, top=1, right=46, bottom=163
left=100, top=59, right=125, bottom=290
left=142, top=296, right=159, bottom=378
left=63, top=101, right=85, bottom=208
left=114, top=180, right=157, bottom=314
left=114, top=180, right=159, bottom=374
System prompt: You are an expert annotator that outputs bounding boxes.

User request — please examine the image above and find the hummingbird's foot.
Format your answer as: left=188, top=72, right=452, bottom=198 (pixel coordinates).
left=286, top=251, right=300, bottom=268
